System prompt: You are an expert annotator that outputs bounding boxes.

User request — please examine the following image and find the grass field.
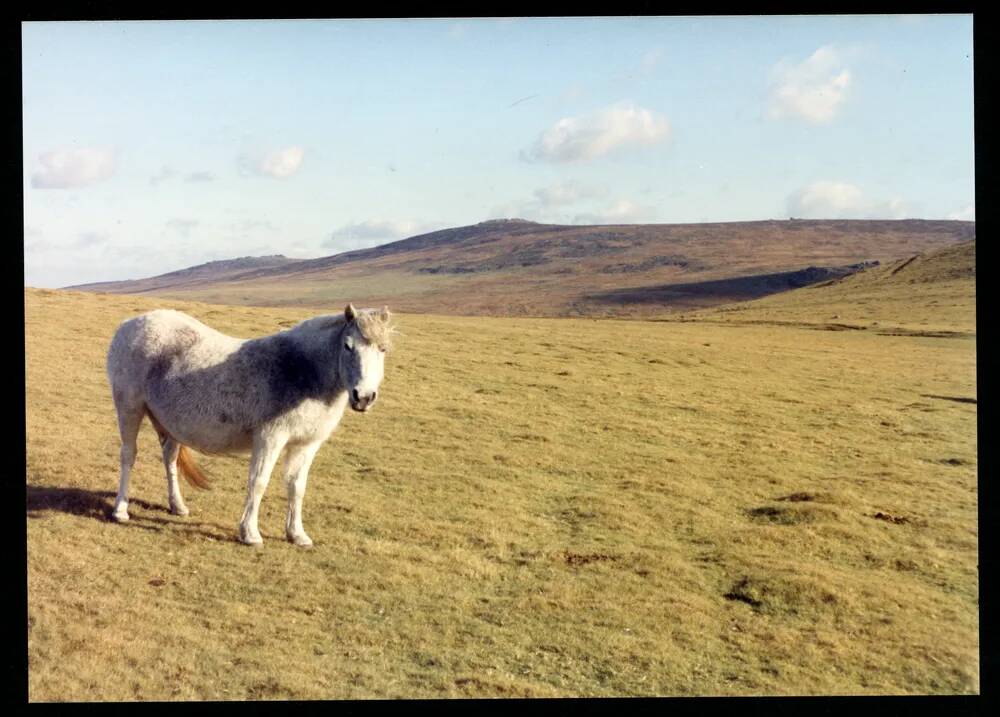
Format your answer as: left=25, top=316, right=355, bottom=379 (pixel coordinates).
left=25, top=263, right=977, bottom=698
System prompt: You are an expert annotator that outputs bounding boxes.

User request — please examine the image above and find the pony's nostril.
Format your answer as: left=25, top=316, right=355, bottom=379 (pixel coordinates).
left=351, top=389, right=360, bottom=403
left=370, top=391, right=377, bottom=404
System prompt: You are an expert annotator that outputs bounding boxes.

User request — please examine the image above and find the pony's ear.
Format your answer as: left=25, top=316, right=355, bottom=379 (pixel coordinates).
left=379, top=306, right=391, bottom=322
left=344, top=303, right=357, bottom=322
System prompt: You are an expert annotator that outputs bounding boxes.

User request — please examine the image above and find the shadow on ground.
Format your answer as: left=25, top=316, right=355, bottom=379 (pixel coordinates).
left=27, top=485, right=123, bottom=521
left=26, top=484, right=240, bottom=543
left=584, top=265, right=863, bottom=306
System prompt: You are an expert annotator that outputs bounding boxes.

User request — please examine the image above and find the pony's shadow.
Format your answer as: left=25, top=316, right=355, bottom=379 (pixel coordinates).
left=26, top=485, right=241, bottom=544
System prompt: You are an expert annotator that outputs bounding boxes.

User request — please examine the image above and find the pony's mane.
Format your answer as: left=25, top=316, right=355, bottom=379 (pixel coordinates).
left=290, top=309, right=396, bottom=351
left=354, top=309, right=397, bottom=351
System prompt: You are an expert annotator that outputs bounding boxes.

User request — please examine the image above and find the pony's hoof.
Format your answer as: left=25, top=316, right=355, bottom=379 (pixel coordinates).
left=170, top=504, right=190, bottom=517
left=111, top=509, right=130, bottom=523
left=239, top=527, right=263, bottom=546
left=288, top=533, right=313, bottom=548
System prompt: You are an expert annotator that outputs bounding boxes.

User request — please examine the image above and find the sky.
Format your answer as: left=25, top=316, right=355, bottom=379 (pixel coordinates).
left=22, top=15, right=975, bottom=288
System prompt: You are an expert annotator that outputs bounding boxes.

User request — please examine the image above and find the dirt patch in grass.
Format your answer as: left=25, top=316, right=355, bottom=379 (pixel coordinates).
left=558, top=551, right=620, bottom=567
left=939, top=458, right=970, bottom=466
left=746, top=504, right=837, bottom=526
left=454, top=676, right=533, bottom=697
left=870, top=512, right=911, bottom=525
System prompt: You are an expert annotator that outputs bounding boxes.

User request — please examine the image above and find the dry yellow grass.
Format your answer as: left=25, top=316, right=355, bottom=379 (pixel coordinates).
left=26, top=278, right=977, bottom=700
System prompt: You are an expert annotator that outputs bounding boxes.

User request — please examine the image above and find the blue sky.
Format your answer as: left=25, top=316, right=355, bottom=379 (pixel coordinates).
left=22, top=16, right=975, bottom=287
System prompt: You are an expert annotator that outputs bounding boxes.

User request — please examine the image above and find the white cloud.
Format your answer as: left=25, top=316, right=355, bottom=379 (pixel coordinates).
left=573, top=198, right=659, bottom=225
left=768, top=45, right=851, bottom=124
left=31, top=147, right=117, bottom=189
left=491, top=183, right=665, bottom=226
left=326, top=219, right=440, bottom=250
left=947, top=204, right=975, bottom=221
left=533, top=181, right=604, bottom=207
left=523, top=102, right=670, bottom=163
left=490, top=181, right=607, bottom=222
left=239, top=146, right=305, bottom=179
left=260, top=147, right=304, bottom=178
left=150, top=168, right=216, bottom=186
left=787, top=181, right=908, bottom=219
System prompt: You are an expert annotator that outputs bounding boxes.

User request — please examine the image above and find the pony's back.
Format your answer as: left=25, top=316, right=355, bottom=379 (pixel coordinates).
left=108, top=310, right=240, bottom=383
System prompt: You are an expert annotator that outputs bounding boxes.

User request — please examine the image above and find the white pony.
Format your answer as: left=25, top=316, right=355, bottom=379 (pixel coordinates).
left=106, top=303, right=393, bottom=546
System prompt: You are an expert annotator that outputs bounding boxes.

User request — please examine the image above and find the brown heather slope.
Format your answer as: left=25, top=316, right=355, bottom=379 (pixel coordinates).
left=685, top=239, right=976, bottom=337
left=66, top=254, right=302, bottom=294
left=67, top=219, right=974, bottom=318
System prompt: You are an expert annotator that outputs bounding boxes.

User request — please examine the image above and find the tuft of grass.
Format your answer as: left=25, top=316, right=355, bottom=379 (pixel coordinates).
left=26, top=286, right=977, bottom=699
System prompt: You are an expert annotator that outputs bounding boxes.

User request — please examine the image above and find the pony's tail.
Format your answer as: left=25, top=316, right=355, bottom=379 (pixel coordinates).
left=177, top=445, right=212, bottom=490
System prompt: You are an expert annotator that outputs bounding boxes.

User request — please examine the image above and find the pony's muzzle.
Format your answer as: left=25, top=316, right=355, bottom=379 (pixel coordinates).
left=350, top=389, right=377, bottom=412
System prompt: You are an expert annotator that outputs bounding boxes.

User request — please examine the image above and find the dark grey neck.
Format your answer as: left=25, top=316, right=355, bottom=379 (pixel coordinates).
left=249, top=322, right=347, bottom=413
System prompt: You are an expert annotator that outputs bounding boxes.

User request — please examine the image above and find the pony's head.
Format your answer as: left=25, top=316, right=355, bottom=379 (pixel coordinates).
left=339, top=303, right=393, bottom=412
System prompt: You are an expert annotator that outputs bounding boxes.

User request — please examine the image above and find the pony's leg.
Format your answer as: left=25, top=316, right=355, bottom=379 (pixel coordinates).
left=238, top=431, right=287, bottom=545
left=111, top=404, right=144, bottom=522
left=161, top=438, right=189, bottom=516
left=284, top=441, right=322, bottom=547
